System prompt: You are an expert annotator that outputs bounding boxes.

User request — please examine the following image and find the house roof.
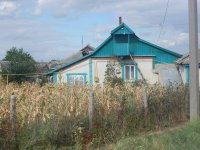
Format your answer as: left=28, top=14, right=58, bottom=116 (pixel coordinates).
left=46, top=54, right=91, bottom=75
left=46, top=23, right=181, bottom=75
left=61, top=51, right=83, bottom=64
left=80, top=44, right=95, bottom=51
left=111, top=23, right=135, bottom=35
left=47, top=45, right=95, bottom=70
left=176, top=50, right=200, bottom=65
left=138, top=39, right=182, bottom=58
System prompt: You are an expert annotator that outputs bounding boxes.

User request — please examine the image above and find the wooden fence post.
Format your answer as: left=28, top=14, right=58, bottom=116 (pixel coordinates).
left=143, top=85, right=148, bottom=109
left=185, top=86, right=190, bottom=116
left=143, top=85, right=148, bottom=127
left=10, top=95, right=16, bottom=141
left=88, top=90, right=94, bottom=132
left=7, top=75, right=9, bottom=85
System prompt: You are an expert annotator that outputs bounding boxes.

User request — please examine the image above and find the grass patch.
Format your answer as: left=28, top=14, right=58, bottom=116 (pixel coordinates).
left=107, top=120, right=200, bottom=150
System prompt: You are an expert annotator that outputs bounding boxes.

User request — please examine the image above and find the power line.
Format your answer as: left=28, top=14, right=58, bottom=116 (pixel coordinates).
left=0, top=73, right=45, bottom=76
left=157, top=0, right=170, bottom=41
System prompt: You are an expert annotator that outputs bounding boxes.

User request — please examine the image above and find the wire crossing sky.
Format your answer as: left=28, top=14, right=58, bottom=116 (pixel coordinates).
left=0, top=0, right=199, bottom=61
left=157, top=0, right=170, bottom=41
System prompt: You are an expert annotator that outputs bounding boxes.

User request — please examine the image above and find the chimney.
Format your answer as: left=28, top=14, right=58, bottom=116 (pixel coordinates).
left=119, top=16, right=122, bottom=25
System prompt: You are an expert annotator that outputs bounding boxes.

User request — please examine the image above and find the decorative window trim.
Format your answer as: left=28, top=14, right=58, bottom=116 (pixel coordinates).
left=53, top=73, right=57, bottom=83
left=124, top=65, right=135, bottom=81
left=122, top=62, right=138, bottom=81
left=66, top=73, right=87, bottom=85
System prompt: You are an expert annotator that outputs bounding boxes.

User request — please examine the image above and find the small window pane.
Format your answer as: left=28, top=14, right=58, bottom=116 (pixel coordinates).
left=78, top=76, right=84, bottom=84
left=69, top=76, right=74, bottom=84
left=125, top=66, right=130, bottom=80
left=131, top=66, right=134, bottom=79
left=68, top=75, right=85, bottom=85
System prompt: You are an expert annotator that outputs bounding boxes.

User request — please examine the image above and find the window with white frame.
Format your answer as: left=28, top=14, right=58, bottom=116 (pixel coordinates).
left=124, top=65, right=135, bottom=81
left=67, top=74, right=86, bottom=85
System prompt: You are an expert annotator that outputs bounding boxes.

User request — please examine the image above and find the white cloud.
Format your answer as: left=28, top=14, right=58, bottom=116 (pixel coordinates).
left=156, top=32, right=189, bottom=53
left=0, top=0, right=199, bottom=61
left=0, top=19, right=76, bottom=61
left=34, top=0, right=52, bottom=15
left=0, top=1, right=17, bottom=16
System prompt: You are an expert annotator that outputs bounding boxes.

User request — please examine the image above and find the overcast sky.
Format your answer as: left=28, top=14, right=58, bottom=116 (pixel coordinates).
left=0, top=0, right=199, bottom=62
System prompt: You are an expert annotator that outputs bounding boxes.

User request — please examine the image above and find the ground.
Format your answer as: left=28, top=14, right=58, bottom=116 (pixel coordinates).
left=102, top=120, right=200, bottom=150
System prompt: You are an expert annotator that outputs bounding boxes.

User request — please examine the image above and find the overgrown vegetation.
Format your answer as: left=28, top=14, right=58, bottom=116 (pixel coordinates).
left=104, top=57, right=123, bottom=85
left=0, top=82, right=188, bottom=149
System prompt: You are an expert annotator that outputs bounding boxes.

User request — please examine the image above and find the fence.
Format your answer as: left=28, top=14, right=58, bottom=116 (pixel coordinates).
left=0, top=82, right=188, bottom=149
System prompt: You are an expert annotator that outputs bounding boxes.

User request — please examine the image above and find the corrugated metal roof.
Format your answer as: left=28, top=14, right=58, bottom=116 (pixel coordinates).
left=176, top=50, right=200, bottom=64
left=46, top=23, right=182, bottom=75
left=111, top=23, right=135, bottom=35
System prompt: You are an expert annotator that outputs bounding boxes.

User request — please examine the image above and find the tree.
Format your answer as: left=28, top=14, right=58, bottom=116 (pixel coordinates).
left=104, top=56, right=123, bottom=85
left=2, top=47, right=36, bottom=83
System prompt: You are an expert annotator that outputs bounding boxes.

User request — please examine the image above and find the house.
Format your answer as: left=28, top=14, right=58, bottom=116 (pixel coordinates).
left=48, top=45, right=94, bottom=71
left=47, top=21, right=182, bottom=85
left=176, top=51, right=200, bottom=85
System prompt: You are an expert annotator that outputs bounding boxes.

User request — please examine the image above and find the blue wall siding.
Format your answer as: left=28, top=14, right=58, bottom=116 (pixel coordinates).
left=93, top=35, right=130, bottom=57
left=93, top=37, right=113, bottom=57
left=47, top=23, right=181, bottom=77
left=113, top=35, right=129, bottom=56
left=93, top=34, right=180, bottom=65
left=130, top=36, right=179, bottom=64
left=185, top=66, right=189, bottom=85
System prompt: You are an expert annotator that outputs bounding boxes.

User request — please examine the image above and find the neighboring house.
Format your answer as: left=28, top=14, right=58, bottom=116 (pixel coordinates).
left=47, top=22, right=182, bottom=85
left=36, top=62, right=50, bottom=74
left=48, top=45, right=94, bottom=70
left=176, top=51, right=200, bottom=85
left=24, top=62, right=50, bottom=83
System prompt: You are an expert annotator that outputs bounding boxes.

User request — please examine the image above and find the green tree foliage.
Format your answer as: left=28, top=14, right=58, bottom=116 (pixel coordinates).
left=2, top=47, right=36, bottom=83
left=104, top=57, right=123, bottom=85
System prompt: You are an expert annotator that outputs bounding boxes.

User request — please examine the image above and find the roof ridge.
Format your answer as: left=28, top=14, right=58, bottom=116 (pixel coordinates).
left=111, top=23, right=134, bottom=35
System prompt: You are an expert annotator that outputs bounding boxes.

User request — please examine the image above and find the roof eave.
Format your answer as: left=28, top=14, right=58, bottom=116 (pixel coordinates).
left=138, top=38, right=182, bottom=58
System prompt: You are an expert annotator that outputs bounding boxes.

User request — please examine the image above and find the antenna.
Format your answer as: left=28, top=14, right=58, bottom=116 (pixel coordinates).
left=82, top=35, right=83, bottom=48
left=119, top=16, right=122, bottom=25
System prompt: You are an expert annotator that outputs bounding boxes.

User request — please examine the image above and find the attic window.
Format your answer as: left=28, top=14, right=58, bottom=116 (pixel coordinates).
left=115, top=35, right=128, bottom=43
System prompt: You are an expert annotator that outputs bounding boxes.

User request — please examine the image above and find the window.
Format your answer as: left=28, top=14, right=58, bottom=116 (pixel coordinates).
left=67, top=74, right=86, bottom=85
left=124, top=65, right=135, bottom=81
left=115, top=35, right=128, bottom=43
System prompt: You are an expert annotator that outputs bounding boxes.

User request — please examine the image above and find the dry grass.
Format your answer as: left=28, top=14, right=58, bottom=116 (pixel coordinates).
left=0, top=82, right=188, bottom=149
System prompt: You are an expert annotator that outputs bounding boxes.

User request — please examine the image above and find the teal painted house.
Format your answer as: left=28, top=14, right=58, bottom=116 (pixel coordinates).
left=47, top=22, right=182, bottom=85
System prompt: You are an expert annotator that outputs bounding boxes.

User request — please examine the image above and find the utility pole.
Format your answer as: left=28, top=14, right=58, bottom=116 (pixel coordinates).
left=188, top=0, right=199, bottom=120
